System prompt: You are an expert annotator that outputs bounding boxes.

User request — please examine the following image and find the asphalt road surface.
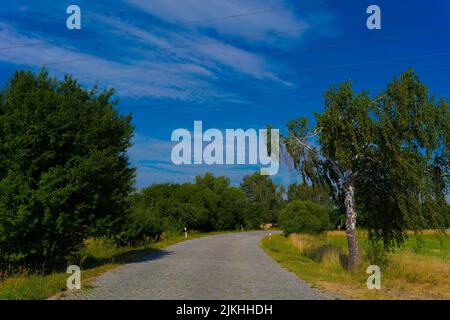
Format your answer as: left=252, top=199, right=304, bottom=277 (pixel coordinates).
left=64, top=231, right=329, bottom=300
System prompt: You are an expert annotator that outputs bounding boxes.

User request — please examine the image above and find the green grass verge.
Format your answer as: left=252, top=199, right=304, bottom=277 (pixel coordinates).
left=261, top=231, right=449, bottom=300
left=0, top=230, right=242, bottom=300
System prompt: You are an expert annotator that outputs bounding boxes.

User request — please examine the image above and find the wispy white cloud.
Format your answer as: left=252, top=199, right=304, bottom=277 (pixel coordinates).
left=92, top=13, right=293, bottom=85
left=0, top=0, right=337, bottom=103
left=125, top=0, right=307, bottom=38
left=0, top=23, right=220, bottom=101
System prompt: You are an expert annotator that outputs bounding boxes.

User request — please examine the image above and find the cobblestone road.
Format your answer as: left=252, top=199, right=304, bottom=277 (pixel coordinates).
left=64, top=231, right=329, bottom=300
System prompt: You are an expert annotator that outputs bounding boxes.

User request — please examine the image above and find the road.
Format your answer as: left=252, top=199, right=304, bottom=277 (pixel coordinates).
left=64, top=231, right=329, bottom=300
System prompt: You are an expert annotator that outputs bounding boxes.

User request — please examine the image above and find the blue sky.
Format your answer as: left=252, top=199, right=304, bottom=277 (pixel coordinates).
left=1, top=0, right=449, bottom=189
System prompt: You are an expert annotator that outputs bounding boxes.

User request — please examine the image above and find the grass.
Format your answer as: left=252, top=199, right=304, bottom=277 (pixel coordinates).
left=261, top=230, right=449, bottom=300
left=0, top=230, right=240, bottom=300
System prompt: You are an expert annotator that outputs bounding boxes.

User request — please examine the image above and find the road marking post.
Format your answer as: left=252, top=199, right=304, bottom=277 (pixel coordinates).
left=184, top=227, right=188, bottom=238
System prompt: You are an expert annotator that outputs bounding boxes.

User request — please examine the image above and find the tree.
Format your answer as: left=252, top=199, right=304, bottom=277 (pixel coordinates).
left=284, top=84, right=373, bottom=269
left=0, top=70, right=135, bottom=271
left=283, top=70, right=449, bottom=270
left=215, top=187, right=248, bottom=230
left=129, top=173, right=255, bottom=233
left=358, top=70, right=449, bottom=247
left=279, top=200, right=331, bottom=235
left=287, top=183, right=332, bottom=207
left=240, top=172, right=282, bottom=222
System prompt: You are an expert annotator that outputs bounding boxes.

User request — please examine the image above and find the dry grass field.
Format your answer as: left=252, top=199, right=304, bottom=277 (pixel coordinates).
left=261, top=230, right=449, bottom=299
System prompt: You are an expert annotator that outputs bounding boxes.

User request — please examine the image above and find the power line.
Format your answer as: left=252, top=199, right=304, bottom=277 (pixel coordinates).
left=1, top=22, right=448, bottom=75
left=116, top=65, right=450, bottom=112
left=2, top=62, right=448, bottom=112
left=51, top=49, right=450, bottom=90
left=50, top=28, right=450, bottom=85
left=2, top=48, right=449, bottom=103
left=0, top=26, right=306, bottom=73
left=0, top=6, right=291, bottom=51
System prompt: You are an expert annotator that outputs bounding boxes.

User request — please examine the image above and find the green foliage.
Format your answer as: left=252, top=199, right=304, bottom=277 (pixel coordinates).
left=359, top=70, right=449, bottom=247
left=279, top=200, right=331, bottom=235
left=330, top=207, right=346, bottom=229
left=243, top=203, right=271, bottom=229
left=364, top=240, right=390, bottom=267
left=115, top=204, right=164, bottom=246
left=283, top=69, right=449, bottom=252
left=117, top=173, right=270, bottom=244
left=0, top=70, right=135, bottom=271
left=287, top=183, right=332, bottom=206
left=240, top=172, right=283, bottom=223
left=283, top=80, right=374, bottom=196
left=447, top=205, right=450, bottom=228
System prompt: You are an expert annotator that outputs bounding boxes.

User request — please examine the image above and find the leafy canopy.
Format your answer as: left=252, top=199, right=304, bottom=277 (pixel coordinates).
left=0, top=70, right=135, bottom=271
left=283, top=70, right=449, bottom=249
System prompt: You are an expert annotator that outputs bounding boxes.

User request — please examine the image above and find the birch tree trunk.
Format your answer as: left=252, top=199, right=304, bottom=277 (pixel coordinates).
left=343, top=181, right=360, bottom=270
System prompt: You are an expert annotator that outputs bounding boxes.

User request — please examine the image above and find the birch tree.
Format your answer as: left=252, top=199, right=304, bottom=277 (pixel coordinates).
left=283, top=70, right=449, bottom=270
left=283, top=83, right=374, bottom=270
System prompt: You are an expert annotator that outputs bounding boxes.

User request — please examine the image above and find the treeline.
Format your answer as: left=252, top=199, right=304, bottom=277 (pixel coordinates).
left=116, top=173, right=283, bottom=246
left=117, top=172, right=362, bottom=246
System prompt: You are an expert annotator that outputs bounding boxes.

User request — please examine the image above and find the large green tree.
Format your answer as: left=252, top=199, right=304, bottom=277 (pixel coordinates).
left=359, top=70, right=449, bottom=247
left=284, top=70, right=449, bottom=270
left=0, top=70, right=135, bottom=271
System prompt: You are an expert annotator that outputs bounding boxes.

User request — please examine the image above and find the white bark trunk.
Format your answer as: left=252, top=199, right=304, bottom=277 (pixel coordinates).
left=343, top=181, right=360, bottom=270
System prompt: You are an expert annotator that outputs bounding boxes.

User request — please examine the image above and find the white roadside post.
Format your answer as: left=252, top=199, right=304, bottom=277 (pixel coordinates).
left=184, top=227, right=188, bottom=239
left=268, top=231, right=272, bottom=248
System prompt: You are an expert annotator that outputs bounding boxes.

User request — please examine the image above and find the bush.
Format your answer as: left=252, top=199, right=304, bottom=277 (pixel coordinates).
left=0, top=70, right=134, bottom=272
left=279, top=200, right=331, bottom=235
left=365, top=240, right=390, bottom=267
left=115, top=205, right=164, bottom=246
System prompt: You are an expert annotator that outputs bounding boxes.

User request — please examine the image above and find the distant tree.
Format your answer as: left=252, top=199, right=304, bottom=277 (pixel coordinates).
left=0, top=70, right=135, bottom=271
left=240, top=172, right=282, bottom=222
left=287, top=183, right=332, bottom=207
left=215, top=187, right=248, bottom=230
left=279, top=200, right=331, bottom=235
left=242, top=203, right=270, bottom=229
left=283, top=70, right=449, bottom=270
left=195, top=172, right=230, bottom=194
left=127, top=173, right=258, bottom=236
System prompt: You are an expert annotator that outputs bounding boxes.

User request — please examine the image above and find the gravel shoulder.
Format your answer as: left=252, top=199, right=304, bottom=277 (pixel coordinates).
left=63, top=231, right=330, bottom=300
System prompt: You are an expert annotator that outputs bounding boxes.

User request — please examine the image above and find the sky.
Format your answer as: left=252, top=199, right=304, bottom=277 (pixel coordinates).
left=1, top=0, right=449, bottom=190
